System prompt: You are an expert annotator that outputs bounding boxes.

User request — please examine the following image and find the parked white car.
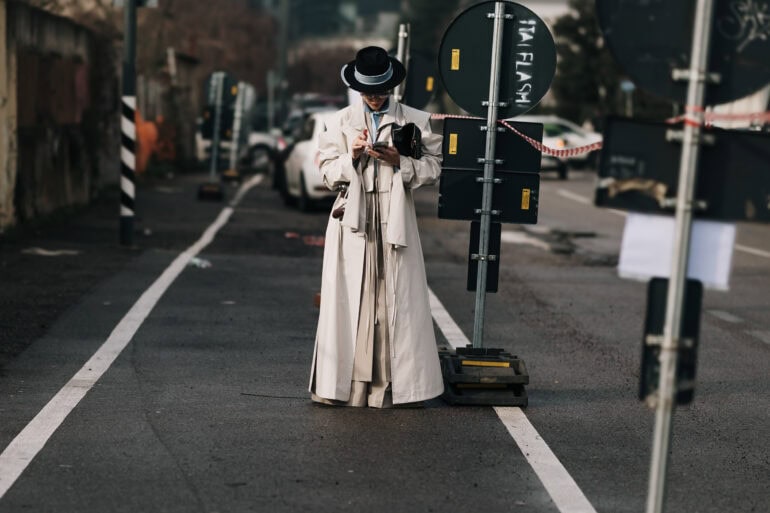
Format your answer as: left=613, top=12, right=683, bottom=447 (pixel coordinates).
left=280, top=110, right=339, bottom=211
left=509, top=115, right=603, bottom=180
left=246, top=128, right=286, bottom=170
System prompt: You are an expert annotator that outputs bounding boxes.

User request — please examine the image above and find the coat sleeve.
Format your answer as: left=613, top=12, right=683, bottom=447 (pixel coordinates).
left=397, top=113, right=442, bottom=190
left=318, top=115, right=358, bottom=190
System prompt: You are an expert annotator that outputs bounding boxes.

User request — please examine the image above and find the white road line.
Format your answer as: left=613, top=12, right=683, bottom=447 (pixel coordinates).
left=707, top=310, right=744, bottom=324
left=428, top=289, right=597, bottom=513
left=428, top=289, right=468, bottom=348
left=747, top=330, right=770, bottom=346
left=735, top=244, right=770, bottom=259
left=556, top=188, right=592, bottom=205
left=494, top=407, right=598, bottom=513
left=557, top=189, right=770, bottom=259
left=501, top=230, right=551, bottom=251
left=0, top=175, right=264, bottom=499
left=556, top=189, right=626, bottom=218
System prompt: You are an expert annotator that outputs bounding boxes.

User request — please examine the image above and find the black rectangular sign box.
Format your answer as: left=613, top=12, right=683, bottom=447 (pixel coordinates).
left=442, top=118, right=542, bottom=173
left=639, top=278, right=703, bottom=405
left=596, top=117, right=770, bottom=222
left=439, top=346, right=529, bottom=406
left=467, top=221, right=501, bottom=293
left=438, top=169, right=540, bottom=224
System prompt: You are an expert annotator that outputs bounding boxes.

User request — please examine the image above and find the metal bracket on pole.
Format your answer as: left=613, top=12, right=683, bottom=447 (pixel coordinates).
left=482, top=100, right=509, bottom=107
left=474, top=208, right=502, bottom=216
left=671, top=68, right=721, bottom=83
left=644, top=335, right=695, bottom=349
left=480, top=126, right=506, bottom=132
left=471, top=253, right=498, bottom=261
left=665, top=129, right=715, bottom=145
left=477, top=158, right=504, bottom=165
left=476, top=177, right=503, bottom=184
left=659, top=198, right=708, bottom=211
left=487, top=12, right=514, bottom=19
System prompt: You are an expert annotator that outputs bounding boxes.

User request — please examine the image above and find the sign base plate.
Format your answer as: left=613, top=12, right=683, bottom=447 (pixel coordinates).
left=197, top=182, right=224, bottom=202
left=440, top=345, right=529, bottom=406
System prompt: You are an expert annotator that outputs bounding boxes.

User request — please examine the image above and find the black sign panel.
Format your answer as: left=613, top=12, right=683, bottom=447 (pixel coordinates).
left=201, top=107, right=235, bottom=140
left=442, top=118, right=542, bottom=173
left=597, top=0, right=770, bottom=105
left=438, top=1, right=556, bottom=118
left=596, top=117, right=770, bottom=222
left=640, top=278, right=703, bottom=405
left=439, top=169, right=539, bottom=224
left=204, top=72, right=238, bottom=108
left=404, top=52, right=437, bottom=110
left=467, top=221, right=502, bottom=293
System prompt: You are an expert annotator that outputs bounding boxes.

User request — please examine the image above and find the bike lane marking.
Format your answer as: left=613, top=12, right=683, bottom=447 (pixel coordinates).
left=428, top=288, right=598, bottom=513
left=0, top=175, right=264, bottom=500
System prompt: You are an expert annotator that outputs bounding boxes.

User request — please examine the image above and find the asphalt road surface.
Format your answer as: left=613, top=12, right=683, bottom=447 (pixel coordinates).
left=0, top=167, right=768, bottom=513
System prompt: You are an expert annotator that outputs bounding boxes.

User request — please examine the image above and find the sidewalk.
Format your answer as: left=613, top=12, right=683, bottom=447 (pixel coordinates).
left=0, top=171, right=244, bottom=371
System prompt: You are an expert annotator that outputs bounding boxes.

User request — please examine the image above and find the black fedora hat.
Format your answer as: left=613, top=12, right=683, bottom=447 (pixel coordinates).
left=341, top=46, right=406, bottom=94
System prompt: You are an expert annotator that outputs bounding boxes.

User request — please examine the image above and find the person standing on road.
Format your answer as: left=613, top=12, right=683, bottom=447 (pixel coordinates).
left=309, top=46, right=444, bottom=408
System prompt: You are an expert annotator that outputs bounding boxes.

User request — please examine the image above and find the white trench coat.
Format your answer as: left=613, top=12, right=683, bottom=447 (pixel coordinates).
left=308, top=99, right=444, bottom=405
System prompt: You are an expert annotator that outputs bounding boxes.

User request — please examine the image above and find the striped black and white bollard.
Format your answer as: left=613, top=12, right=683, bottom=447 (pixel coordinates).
left=115, top=0, right=158, bottom=245
left=119, top=0, right=137, bottom=246
left=120, top=94, right=136, bottom=246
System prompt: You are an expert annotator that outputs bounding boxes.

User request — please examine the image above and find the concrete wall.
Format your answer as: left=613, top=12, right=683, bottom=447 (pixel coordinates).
left=0, top=0, right=119, bottom=231
left=0, top=0, right=18, bottom=230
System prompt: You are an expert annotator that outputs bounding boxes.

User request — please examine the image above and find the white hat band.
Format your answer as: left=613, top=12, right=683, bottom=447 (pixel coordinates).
left=354, top=62, right=393, bottom=85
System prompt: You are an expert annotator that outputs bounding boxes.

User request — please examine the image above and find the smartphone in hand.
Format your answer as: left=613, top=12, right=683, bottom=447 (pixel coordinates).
left=371, top=141, right=390, bottom=150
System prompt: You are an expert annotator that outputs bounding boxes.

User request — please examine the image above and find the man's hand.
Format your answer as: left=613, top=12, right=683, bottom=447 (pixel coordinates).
left=351, top=129, right=369, bottom=160
left=368, top=145, right=401, bottom=168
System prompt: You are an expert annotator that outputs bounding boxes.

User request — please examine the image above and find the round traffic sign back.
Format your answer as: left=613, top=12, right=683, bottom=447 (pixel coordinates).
left=438, top=0, right=556, bottom=118
left=597, top=0, right=770, bottom=105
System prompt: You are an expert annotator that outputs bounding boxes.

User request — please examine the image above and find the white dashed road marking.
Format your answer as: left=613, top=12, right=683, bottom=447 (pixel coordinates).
left=501, top=230, right=551, bottom=251
left=747, top=331, right=770, bottom=346
left=707, top=310, right=744, bottom=324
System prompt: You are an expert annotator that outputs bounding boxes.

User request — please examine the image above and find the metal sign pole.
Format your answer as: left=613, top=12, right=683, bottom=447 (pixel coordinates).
left=404, top=23, right=411, bottom=88
left=394, top=24, right=409, bottom=103
left=472, top=1, right=508, bottom=348
left=646, top=0, right=715, bottom=511
left=267, top=70, right=275, bottom=131
left=209, top=73, right=224, bottom=182
left=229, top=82, right=245, bottom=173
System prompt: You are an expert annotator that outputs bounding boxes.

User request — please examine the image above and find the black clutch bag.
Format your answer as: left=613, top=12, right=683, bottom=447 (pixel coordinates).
left=391, top=122, right=422, bottom=159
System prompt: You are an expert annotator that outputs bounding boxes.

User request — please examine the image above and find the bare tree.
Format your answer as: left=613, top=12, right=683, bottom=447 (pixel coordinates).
left=135, top=0, right=278, bottom=95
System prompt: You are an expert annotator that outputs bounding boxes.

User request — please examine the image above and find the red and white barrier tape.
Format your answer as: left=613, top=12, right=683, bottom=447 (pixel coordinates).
left=498, top=119, right=604, bottom=157
left=430, top=113, right=603, bottom=158
left=431, top=108, right=770, bottom=158
left=667, top=109, right=770, bottom=126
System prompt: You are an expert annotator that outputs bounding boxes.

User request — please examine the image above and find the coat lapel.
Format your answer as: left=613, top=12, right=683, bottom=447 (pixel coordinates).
left=376, top=98, right=401, bottom=142
left=349, top=99, right=366, bottom=131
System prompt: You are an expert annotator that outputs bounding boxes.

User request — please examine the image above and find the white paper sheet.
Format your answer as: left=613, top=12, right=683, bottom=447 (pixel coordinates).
left=618, top=213, right=736, bottom=290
